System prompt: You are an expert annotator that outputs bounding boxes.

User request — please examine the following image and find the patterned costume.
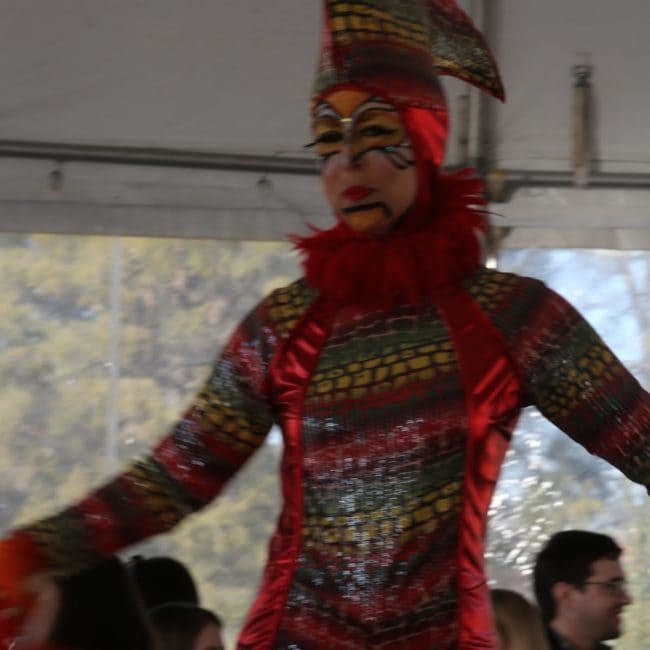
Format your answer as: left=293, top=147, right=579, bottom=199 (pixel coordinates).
left=5, top=251, right=649, bottom=650
left=1, top=2, right=649, bottom=649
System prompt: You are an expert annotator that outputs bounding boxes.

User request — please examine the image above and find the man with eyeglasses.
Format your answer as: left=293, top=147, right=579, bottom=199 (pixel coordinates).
left=533, top=530, right=632, bottom=650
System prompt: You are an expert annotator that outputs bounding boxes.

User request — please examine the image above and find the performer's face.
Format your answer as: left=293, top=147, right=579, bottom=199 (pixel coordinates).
left=312, top=89, right=417, bottom=236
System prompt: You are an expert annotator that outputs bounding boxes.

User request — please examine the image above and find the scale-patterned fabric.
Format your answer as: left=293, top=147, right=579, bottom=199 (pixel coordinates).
left=9, top=265, right=650, bottom=648
left=313, top=0, right=505, bottom=109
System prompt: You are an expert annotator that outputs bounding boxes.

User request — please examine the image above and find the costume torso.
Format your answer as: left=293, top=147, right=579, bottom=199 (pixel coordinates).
left=266, top=296, right=478, bottom=649
left=15, top=268, right=650, bottom=650
left=232, top=268, right=649, bottom=649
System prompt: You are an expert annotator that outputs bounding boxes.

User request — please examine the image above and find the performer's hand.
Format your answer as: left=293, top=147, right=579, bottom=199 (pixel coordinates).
left=0, top=594, right=23, bottom=650
left=0, top=534, right=44, bottom=648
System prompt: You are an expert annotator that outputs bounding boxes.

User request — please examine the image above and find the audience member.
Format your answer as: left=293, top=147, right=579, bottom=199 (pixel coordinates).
left=128, top=555, right=199, bottom=610
left=490, top=588, right=549, bottom=650
left=149, top=602, right=224, bottom=650
left=533, top=530, right=632, bottom=650
left=17, top=556, right=156, bottom=650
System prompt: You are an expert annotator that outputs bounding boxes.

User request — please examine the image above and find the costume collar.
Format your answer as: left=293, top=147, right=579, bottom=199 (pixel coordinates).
left=292, top=169, right=487, bottom=312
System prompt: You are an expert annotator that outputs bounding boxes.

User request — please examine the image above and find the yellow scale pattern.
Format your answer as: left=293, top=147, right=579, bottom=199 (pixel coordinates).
left=194, top=388, right=268, bottom=456
left=465, top=269, right=519, bottom=311
left=26, top=457, right=193, bottom=573
left=185, top=279, right=317, bottom=457
left=537, top=345, right=617, bottom=419
left=329, top=1, right=429, bottom=49
left=467, top=268, right=620, bottom=420
left=267, top=279, right=317, bottom=340
left=23, top=519, right=90, bottom=576
left=302, top=480, right=462, bottom=555
left=305, top=339, right=456, bottom=404
left=123, top=459, right=194, bottom=531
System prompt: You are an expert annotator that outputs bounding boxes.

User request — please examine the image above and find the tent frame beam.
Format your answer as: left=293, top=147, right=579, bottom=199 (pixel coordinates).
left=3, top=139, right=650, bottom=192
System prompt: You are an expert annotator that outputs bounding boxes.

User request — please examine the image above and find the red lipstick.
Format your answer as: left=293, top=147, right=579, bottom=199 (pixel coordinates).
left=343, top=186, right=373, bottom=202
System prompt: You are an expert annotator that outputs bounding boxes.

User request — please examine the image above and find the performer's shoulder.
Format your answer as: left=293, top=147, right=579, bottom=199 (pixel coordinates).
left=465, top=266, right=550, bottom=308
left=260, top=277, right=319, bottom=338
left=464, top=267, right=567, bottom=348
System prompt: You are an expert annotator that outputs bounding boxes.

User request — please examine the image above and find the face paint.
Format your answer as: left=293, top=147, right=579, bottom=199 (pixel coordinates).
left=310, top=89, right=418, bottom=236
left=312, top=98, right=413, bottom=167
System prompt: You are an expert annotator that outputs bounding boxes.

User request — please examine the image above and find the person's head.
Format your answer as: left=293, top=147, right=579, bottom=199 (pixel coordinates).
left=309, top=1, right=505, bottom=237
left=490, top=588, right=549, bottom=650
left=149, top=603, right=224, bottom=650
left=311, top=88, right=420, bottom=236
left=128, top=555, right=199, bottom=611
left=18, top=556, right=155, bottom=650
left=534, top=530, right=632, bottom=644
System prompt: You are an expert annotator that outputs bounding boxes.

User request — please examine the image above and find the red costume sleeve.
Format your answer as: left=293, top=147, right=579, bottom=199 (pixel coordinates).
left=472, top=270, right=650, bottom=491
left=520, top=283, right=650, bottom=490
left=0, top=296, right=286, bottom=608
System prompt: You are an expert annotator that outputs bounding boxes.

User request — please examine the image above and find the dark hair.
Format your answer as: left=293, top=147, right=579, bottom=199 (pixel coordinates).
left=128, top=555, right=199, bottom=611
left=48, top=556, right=156, bottom=650
left=149, top=603, right=222, bottom=650
left=533, top=530, right=622, bottom=622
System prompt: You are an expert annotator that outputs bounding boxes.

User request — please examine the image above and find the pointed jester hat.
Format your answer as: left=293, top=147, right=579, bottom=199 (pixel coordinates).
left=312, top=0, right=505, bottom=111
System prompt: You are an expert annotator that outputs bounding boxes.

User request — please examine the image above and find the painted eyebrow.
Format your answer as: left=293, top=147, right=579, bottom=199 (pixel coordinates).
left=313, top=96, right=397, bottom=122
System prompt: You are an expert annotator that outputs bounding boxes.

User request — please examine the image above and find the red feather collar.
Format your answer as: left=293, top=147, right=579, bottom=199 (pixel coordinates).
left=291, top=170, right=488, bottom=312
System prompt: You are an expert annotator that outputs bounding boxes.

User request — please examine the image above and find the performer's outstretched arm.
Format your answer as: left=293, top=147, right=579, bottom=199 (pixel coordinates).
left=0, top=299, right=279, bottom=610
left=519, top=283, right=650, bottom=490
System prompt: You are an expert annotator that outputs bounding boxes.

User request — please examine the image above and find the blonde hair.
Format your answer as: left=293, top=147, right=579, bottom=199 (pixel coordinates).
left=491, top=588, right=550, bottom=650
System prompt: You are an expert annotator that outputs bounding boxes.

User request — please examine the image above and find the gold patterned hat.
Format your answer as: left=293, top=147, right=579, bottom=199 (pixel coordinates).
left=312, top=0, right=505, bottom=110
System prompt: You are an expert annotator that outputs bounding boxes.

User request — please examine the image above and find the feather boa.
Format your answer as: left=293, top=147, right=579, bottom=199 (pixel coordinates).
left=291, top=169, right=488, bottom=312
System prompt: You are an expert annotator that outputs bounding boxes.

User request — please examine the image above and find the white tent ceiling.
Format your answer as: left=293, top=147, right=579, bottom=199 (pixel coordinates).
left=0, top=1, right=649, bottom=247
left=494, top=0, right=650, bottom=174
left=0, top=0, right=320, bottom=154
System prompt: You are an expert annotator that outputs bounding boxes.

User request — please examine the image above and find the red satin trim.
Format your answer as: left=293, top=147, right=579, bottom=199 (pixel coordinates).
left=436, top=287, right=523, bottom=650
left=237, top=299, right=331, bottom=649
left=401, top=104, right=449, bottom=174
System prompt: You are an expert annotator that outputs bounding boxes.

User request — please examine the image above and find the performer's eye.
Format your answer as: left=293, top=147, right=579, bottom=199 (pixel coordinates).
left=315, top=130, right=344, bottom=144
left=305, top=131, right=344, bottom=149
left=359, top=125, right=398, bottom=137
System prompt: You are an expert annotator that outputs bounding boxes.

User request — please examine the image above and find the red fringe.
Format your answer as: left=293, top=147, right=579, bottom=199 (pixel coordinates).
left=291, top=170, right=488, bottom=312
